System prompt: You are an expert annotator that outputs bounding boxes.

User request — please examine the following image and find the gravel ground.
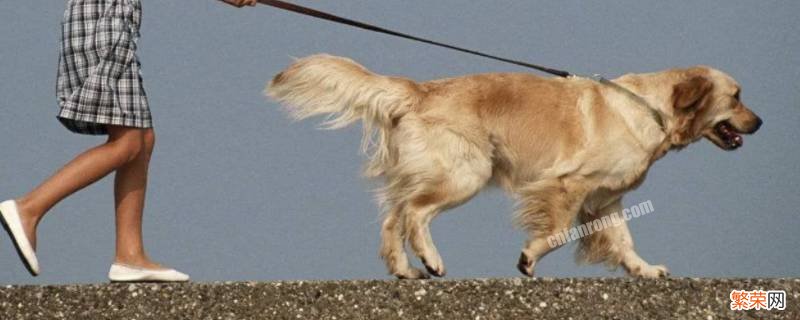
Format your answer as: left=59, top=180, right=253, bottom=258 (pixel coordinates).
left=0, top=278, right=797, bottom=319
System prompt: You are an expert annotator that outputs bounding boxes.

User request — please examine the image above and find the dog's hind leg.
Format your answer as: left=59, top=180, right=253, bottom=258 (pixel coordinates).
left=576, top=199, right=669, bottom=278
left=515, top=178, right=589, bottom=277
left=380, top=117, right=492, bottom=278
left=403, top=169, right=489, bottom=278
left=380, top=203, right=429, bottom=279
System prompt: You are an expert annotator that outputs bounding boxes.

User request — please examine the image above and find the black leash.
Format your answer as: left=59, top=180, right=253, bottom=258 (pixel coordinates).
left=255, top=0, right=667, bottom=130
left=256, top=0, right=573, bottom=78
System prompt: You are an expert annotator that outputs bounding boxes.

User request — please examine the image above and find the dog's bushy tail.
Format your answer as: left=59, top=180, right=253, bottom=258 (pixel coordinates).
left=267, top=54, right=420, bottom=177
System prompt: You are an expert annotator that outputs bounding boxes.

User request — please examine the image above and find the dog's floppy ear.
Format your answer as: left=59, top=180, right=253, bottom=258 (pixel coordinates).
left=672, top=76, right=714, bottom=110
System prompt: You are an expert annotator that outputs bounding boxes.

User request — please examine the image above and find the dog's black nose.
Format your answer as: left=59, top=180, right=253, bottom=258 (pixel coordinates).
left=752, top=116, right=763, bottom=133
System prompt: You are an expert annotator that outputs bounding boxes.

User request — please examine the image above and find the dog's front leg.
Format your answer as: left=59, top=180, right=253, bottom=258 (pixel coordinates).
left=515, top=179, right=588, bottom=277
left=577, top=199, right=669, bottom=278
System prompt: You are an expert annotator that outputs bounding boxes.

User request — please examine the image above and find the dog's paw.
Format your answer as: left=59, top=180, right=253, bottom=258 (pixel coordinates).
left=516, top=252, right=535, bottom=277
left=629, top=264, right=670, bottom=279
left=394, top=267, right=431, bottom=280
left=420, top=257, right=446, bottom=278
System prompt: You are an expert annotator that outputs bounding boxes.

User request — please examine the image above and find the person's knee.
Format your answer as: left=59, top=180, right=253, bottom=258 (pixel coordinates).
left=142, top=129, right=156, bottom=158
left=108, top=128, right=145, bottom=163
left=118, top=135, right=144, bottom=163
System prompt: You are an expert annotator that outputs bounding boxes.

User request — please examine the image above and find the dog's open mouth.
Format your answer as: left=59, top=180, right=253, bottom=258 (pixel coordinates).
left=715, top=121, right=743, bottom=149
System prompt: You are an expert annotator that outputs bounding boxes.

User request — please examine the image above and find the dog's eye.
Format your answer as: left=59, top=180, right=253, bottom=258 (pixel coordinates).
left=733, top=89, right=741, bottom=100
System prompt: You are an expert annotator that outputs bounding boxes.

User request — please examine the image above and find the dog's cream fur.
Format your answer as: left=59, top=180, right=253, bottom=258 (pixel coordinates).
left=267, top=54, right=761, bottom=279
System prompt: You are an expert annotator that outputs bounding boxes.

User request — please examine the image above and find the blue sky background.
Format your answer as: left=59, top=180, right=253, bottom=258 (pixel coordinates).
left=1, top=1, right=798, bottom=284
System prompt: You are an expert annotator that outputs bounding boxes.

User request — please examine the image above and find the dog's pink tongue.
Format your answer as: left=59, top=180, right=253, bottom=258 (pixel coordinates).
left=732, top=134, right=743, bottom=146
left=719, top=123, right=743, bottom=147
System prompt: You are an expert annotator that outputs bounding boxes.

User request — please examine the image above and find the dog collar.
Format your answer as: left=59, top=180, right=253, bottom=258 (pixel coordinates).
left=575, top=74, right=667, bottom=132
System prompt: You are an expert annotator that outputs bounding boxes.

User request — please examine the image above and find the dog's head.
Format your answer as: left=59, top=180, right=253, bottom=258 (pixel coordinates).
left=669, top=66, right=762, bottom=150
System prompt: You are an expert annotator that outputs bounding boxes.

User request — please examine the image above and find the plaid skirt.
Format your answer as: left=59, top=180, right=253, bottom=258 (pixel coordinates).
left=56, top=0, right=151, bottom=135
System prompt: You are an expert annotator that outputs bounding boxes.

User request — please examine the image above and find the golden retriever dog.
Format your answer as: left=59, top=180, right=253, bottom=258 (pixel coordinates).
left=267, top=54, right=762, bottom=279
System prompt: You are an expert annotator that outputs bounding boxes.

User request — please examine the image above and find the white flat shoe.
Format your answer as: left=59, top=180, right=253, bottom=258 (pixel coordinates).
left=108, top=263, right=190, bottom=282
left=0, top=200, right=40, bottom=276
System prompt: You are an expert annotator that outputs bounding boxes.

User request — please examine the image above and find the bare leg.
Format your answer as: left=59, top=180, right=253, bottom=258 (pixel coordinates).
left=14, top=126, right=161, bottom=268
left=15, top=126, right=144, bottom=249
left=113, top=128, right=162, bottom=269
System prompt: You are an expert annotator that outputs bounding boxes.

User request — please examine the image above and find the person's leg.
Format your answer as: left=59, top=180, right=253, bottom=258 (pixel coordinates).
left=112, top=128, right=162, bottom=269
left=15, top=126, right=145, bottom=250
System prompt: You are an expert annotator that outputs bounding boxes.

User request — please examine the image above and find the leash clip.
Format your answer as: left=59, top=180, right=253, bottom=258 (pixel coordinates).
left=568, top=73, right=607, bottom=83
left=591, top=73, right=607, bottom=82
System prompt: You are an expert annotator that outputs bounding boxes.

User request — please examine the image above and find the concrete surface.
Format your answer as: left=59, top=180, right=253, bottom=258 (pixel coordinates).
left=0, top=278, right=797, bottom=319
